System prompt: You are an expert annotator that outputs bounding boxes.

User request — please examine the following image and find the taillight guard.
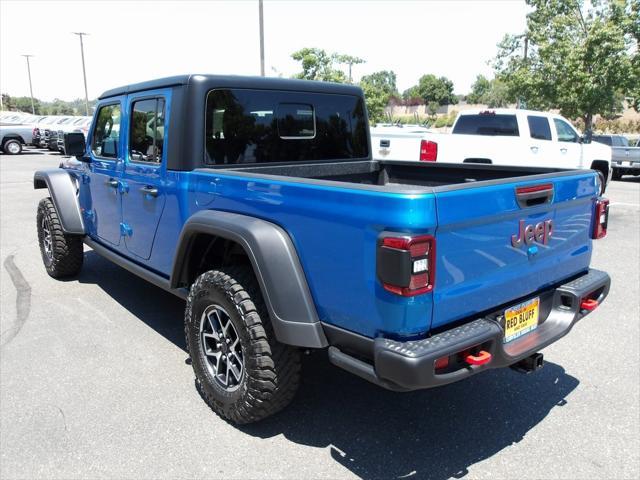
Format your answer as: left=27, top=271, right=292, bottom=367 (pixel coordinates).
left=378, top=234, right=435, bottom=297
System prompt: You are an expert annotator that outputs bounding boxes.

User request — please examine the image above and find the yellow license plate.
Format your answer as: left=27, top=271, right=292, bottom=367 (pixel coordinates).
left=504, top=297, right=540, bottom=343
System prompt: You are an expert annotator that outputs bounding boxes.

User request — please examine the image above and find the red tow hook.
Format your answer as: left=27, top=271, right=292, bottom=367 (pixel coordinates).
left=580, top=298, right=599, bottom=311
left=465, top=350, right=492, bottom=366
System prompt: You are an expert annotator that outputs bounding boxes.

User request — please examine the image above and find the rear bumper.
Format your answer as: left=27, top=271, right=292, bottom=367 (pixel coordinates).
left=613, top=162, right=640, bottom=175
left=328, top=269, right=610, bottom=391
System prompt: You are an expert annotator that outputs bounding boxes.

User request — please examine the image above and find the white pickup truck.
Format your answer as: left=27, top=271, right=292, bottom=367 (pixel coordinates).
left=372, top=109, right=612, bottom=189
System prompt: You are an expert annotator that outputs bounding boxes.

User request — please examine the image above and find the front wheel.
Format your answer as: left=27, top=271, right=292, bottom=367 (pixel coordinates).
left=37, top=198, right=84, bottom=278
left=2, top=139, right=22, bottom=155
left=185, top=266, right=301, bottom=424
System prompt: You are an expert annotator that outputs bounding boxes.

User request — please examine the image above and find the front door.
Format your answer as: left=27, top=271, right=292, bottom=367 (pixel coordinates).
left=87, top=101, right=123, bottom=246
left=120, top=94, right=168, bottom=260
left=552, top=118, right=583, bottom=168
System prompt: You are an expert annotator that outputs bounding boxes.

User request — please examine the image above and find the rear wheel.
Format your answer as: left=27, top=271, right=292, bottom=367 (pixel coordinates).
left=37, top=198, right=84, bottom=278
left=185, top=266, right=301, bottom=424
left=2, top=139, right=22, bottom=155
left=612, top=170, right=622, bottom=181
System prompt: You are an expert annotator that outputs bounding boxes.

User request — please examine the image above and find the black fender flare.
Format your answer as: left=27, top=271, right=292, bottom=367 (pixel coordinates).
left=33, top=169, right=85, bottom=235
left=171, top=210, right=328, bottom=349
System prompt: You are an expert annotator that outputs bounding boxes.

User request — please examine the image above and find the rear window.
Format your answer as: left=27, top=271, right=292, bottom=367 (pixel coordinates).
left=453, top=113, right=519, bottom=136
left=592, top=135, right=612, bottom=146
left=527, top=115, right=552, bottom=141
left=205, top=89, right=368, bottom=164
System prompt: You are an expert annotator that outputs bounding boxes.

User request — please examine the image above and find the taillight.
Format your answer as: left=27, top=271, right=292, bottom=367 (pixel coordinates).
left=377, top=234, right=435, bottom=296
left=592, top=198, right=609, bottom=239
left=419, top=140, right=437, bottom=162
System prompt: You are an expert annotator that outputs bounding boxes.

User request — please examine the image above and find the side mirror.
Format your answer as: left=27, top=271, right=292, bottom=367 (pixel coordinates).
left=64, top=132, right=87, bottom=158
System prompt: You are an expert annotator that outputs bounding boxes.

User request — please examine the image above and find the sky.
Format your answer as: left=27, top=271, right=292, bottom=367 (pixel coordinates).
left=0, top=0, right=528, bottom=102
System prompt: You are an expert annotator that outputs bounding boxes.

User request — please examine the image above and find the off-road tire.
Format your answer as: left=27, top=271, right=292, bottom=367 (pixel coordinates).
left=2, top=139, right=22, bottom=155
left=37, top=197, right=83, bottom=278
left=185, top=266, right=301, bottom=424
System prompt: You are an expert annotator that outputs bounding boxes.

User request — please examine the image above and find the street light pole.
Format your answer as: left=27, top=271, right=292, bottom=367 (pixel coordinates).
left=258, top=0, right=265, bottom=76
left=21, top=54, right=35, bottom=114
left=73, top=32, right=90, bottom=116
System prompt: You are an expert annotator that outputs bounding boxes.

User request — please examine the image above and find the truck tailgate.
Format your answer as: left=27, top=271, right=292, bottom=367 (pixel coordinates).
left=431, top=171, right=598, bottom=330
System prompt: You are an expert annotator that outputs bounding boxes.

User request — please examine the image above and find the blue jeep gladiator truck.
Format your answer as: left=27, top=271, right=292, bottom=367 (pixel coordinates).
left=34, top=75, right=611, bottom=424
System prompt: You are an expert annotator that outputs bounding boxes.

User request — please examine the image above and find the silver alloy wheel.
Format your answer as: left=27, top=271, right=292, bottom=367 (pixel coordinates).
left=5, top=140, right=21, bottom=154
left=200, top=304, right=244, bottom=392
left=42, top=217, right=53, bottom=261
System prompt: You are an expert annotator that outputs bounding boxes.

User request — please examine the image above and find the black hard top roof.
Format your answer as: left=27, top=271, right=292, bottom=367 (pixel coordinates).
left=98, top=74, right=363, bottom=99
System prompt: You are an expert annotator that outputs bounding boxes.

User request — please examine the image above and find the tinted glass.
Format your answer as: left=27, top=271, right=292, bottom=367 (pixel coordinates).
left=205, top=89, right=368, bottom=164
left=453, top=114, right=519, bottom=136
left=91, top=104, right=121, bottom=158
left=527, top=115, right=552, bottom=141
left=591, top=135, right=612, bottom=146
left=277, top=103, right=315, bottom=138
left=129, top=98, right=165, bottom=163
left=553, top=119, right=578, bottom=143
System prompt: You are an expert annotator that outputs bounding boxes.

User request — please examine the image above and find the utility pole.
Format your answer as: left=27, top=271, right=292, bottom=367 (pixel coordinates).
left=258, top=0, right=265, bottom=76
left=73, top=32, right=90, bottom=116
left=22, top=55, right=35, bottom=114
left=518, top=36, right=529, bottom=110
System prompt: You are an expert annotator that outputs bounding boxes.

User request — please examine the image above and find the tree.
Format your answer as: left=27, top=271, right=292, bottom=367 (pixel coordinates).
left=406, top=74, right=458, bottom=106
left=335, top=54, right=365, bottom=83
left=291, top=48, right=346, bottom=83
left=493, top=0, right=636, bottom=132
left=360, top=70, right=398, bottom=97
left=627, top=0, right=640, bottom=110
left=359, top=82, right=388, bottom=123
left=467, top=75, right=492, bottom=104
left=467, top=75, right=513, bottom=107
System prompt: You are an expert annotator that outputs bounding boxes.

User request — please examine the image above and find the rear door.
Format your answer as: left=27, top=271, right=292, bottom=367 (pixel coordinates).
left=120, top=91, right=169, bottom=260
left=524, top=114, right=554, bottom=167
left=431, top=171, right=598, bottom=330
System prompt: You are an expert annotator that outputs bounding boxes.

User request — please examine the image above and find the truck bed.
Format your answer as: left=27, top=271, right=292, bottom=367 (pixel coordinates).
left=204, top=160, right=571, bottom=192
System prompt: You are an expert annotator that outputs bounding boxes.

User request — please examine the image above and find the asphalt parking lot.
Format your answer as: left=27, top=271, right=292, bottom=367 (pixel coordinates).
left=1, top=149, right=639, bottom=480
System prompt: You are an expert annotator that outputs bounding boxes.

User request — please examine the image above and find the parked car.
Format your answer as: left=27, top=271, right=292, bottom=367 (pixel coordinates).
left=36, top=75, right=610, bottom=424
left=371, top=109, right=612, bottom=192
left=0, top=123, right=35, bottom=154
left=33, top=116, right=64, bottom=147
left=0, top=112, right=30, bottom=125
left=44, top=117, right=76, bottom=150
left=592, top=134, right=640, bottom=179
left=57, top=117, right=92, bottom=154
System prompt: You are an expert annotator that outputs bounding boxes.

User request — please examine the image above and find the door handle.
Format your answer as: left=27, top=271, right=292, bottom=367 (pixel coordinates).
left=530, top=146, right=539, bottom=153
left=106, top=178, right=119, bottom=188
left=140, top=185, right=159, bottom=197
left=560, top=148, right=568, bottom=154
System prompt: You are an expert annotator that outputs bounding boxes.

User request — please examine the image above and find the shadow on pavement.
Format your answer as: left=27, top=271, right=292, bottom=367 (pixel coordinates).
left=77, top=251, right=186, bottom=350
left=617, top=176, right=639, bottom=184
left=77, top=251, right=579, bottom=480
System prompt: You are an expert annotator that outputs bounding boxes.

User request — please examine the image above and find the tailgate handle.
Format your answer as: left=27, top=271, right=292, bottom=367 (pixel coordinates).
left=379, top=139, right=390, bottom=148
left=515, top=183, right=553, bottom=208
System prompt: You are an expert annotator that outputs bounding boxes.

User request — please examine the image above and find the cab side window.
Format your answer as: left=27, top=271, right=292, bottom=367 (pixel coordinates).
left=527, top=115, right=552, bottom=141
left=129, top=98, right=165, bottom=163
left=553, top=119, right=578, bottom=143
left=91, top=104, right=121, bottom=158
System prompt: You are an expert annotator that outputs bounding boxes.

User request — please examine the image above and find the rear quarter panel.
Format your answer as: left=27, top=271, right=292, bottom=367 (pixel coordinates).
left=149, top=171, right=439, bottom=339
